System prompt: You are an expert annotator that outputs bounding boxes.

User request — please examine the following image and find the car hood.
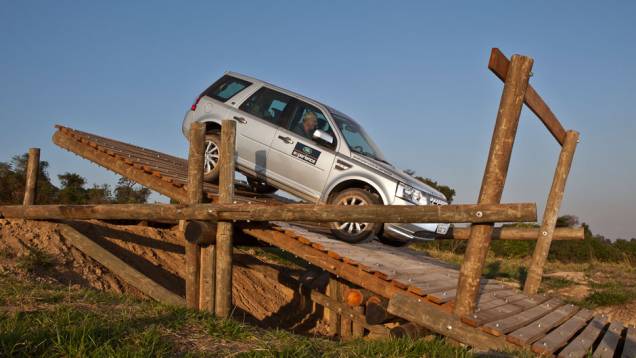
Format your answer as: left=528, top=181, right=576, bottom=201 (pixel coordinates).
left=350, top=154, right=447, bottom=201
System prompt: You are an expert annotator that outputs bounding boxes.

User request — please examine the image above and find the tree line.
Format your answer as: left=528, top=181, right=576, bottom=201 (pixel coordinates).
left=0, top=153, right=150, bottom=205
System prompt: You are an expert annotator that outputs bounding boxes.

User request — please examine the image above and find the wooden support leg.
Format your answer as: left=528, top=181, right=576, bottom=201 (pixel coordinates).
left=524, top=130, right=579, bottom=294
left=185, top=122, right=205, bottom=310
left=340, top=281, right=353, bottom=340
left=23, top=148, right=40, bottom=205
left=199, top=245, right=215, bottom=312
left=352, top=306, right=365, bottom=338
left=327, top=277, right=341, bottom=337
left=454, top=54, right=534, bottom=317
left=215, top=120, right=236, bottom=318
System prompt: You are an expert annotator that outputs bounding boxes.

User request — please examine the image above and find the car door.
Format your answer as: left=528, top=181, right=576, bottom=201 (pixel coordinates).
left=268, top=100, right=338, bottom=201
left=233, top=86, right=294, bottom=177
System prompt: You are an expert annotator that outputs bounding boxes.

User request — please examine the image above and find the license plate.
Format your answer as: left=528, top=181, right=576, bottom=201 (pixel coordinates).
left=436, top=224, right=450, bottom=235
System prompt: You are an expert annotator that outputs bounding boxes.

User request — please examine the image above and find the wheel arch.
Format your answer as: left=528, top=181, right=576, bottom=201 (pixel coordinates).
left=324, top=178, right=388, bottom=205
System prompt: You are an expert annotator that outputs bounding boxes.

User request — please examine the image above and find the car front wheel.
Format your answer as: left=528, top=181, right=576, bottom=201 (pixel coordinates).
left=328, top=188, right=382, bottom=243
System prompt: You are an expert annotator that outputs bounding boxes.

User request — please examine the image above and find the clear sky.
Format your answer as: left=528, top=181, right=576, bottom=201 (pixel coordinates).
left=1, top=1, right=634, bottom=239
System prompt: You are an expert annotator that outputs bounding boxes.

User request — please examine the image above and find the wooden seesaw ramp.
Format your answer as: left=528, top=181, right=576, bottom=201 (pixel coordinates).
left=49, top=125, right=636, bottom=356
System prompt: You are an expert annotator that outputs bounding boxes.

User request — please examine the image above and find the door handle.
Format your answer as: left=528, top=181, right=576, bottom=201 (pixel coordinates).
left=278, top=135, right=293, bottom=144
left=233, top=116, right=247, bottom=124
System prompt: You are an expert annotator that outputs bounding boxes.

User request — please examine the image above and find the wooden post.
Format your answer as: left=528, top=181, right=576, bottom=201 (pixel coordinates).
left=327, top=276, right=341, bottom=336
left=184, top=122, right=205, bottom=310
left=352, top=306, right=365, bottom=338
left=524, top=130, right=579, bottom=294
left=215, top=120, right=236, bottom=318
left=23, top=148, right=40, bottom=205
left=454, top=54, right=534, bottom=317
left=340, top=281, right=353, bottom=339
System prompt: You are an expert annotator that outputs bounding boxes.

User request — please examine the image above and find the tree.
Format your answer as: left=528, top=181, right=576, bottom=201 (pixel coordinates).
left=114, top=177, right=150, bottom=204
left=404, top=169, right=456, bottom=203
left=57, top=172, right=88, bottom=204
left=0, top=153, right=58, bottom=204
left=86, top=184, right=113, bottom=204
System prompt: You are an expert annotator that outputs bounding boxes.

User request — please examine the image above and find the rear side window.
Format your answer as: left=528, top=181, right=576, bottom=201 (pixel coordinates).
left=239, top=87, right=293, bottom=126
left=203, top=75, right=251, bottom=102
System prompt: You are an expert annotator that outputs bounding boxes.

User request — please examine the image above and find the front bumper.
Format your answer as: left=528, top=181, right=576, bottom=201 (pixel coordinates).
left=382, top=197, right=451, bottom=242
left=383, top=222, right=451, bottom=242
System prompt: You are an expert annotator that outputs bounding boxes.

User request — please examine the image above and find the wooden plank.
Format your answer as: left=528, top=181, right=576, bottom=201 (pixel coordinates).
left=488, top=48, right=567, bottom=145
left=463, top=294, right=550, bottom=327
left=388, top=292, right=515, bottom=351
left=427, top=282, right=509, bottom=304
left=621, top=327, right=636, bottom=358
left=532, top=309, right=594, bottom=356
left=53, top=130, right=189, bottom=202
left=59, top=224, right=184, bottom=306
left=557, top=316, right=608, bottom=358
left=593, top=321, right=624, bottom=358
left=506, top=303, right=579, bottom=346
left=327, top=277, right=341, bottom=336
left=481, top=298, right=562, bottom=336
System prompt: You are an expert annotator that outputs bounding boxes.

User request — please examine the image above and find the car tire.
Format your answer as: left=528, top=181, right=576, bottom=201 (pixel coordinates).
left=203, top=132, right=221, bottom=183
left=247, top=177, right=278, bottom=194
left=328, top=188, right=382, bottom=244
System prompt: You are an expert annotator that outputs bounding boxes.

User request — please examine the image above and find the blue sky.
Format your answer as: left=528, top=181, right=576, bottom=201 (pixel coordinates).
left=1, top=1, right=634, bottom=239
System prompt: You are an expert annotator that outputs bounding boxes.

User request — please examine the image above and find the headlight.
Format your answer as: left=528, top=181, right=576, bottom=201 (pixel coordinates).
left=396, top=182, right=428, bottom=205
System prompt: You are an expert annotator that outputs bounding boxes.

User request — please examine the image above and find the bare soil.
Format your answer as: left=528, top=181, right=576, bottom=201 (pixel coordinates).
left=0, top=219, right=322, bottom=332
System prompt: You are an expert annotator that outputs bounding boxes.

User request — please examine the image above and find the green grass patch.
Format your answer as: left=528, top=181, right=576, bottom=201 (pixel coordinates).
left=542, top=277, right=577, bottom=290
left=580, top=283, right=636, bottom=308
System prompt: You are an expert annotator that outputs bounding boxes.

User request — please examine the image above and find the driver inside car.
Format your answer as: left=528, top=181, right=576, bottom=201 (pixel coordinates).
left=294, top=111, right=318, bottom=139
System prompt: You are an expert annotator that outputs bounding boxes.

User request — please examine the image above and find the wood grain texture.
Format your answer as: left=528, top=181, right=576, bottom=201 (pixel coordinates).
left=557, top=316, right=608, bottom=358
left=59, top=224, right=184, bottom=306
left=532, top=309, right=593, bottom=356
left=23, top=148, right=40, bottom=205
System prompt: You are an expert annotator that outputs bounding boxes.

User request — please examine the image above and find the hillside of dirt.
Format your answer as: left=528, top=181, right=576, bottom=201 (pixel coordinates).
left=0, top=219, right=323, bottom=332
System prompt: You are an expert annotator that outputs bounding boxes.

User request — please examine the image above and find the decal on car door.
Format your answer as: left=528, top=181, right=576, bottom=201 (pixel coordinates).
left=292, top=142, right=321, bottom=165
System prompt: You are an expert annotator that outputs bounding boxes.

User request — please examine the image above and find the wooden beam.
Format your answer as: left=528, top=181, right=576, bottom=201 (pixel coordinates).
left=455, top=54, right=534, bottom=317
left=437, top=226, right=583, bottom=241
left=59, top=224, right=184, bottom=306
left=183, top=122, right=205, bottom=311
left=524, top=131, right=580, bottom=294
left=53, top=130, right=188, bottom=203
left=184, top=220, right=217, bottom=245
left=488, top=48, right=567, bottom=145
left=23, top=148, right=40, bottom=205
left=0, top=202, right=537, bottom=223
left=215, top=120, right=236, bottom=318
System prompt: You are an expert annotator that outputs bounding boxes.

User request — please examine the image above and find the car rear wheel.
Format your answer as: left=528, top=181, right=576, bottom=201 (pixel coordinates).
left=328, top=188, right=382, bottom=243
left=203, top=132, right=221, bottom=183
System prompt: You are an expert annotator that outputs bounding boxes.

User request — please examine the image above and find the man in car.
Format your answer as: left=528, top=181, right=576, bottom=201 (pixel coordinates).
left=294, top=111, right=318, bottom=139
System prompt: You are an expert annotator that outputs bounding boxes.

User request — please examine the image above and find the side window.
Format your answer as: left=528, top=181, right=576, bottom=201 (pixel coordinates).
left=288, top=102, right=337, bottom=149
left=239, top=87, right=292, bottom=126
left=203, top=75, right=251, bottom=102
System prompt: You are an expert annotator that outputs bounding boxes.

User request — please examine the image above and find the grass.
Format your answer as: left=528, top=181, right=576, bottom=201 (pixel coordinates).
left=579, top=282, right=636, bottom=308
left=15, top=247, right=55, bottom=273
left=0, top=274, right=481, bottom=357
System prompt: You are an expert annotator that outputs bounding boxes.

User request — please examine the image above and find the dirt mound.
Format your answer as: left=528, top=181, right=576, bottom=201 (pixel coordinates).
left=0, top=219, right=311, bottom=329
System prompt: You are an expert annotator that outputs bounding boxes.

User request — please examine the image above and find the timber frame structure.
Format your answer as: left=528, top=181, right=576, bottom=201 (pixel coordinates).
left=2, top=49, right=634, bottom=356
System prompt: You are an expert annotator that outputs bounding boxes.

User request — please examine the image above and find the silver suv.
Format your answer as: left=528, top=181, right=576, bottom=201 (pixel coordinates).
left=182, top=72, right=450, bottom=244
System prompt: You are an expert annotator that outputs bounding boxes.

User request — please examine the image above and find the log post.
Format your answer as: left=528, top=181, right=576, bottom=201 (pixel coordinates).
left=454, top=54, right=534, bottom=317
left=184, top=122, right=205, bottom=310
left=23, top=148, right=40, bottom=205
left=340, top=281, right=353, bottom=339
left=524, top=130, right=579, bottom=294
left=326, top=276, right=341, bottom=336
left=215, top=120, right=236, bottom=318
left=352, top=306, right=365, bottom=338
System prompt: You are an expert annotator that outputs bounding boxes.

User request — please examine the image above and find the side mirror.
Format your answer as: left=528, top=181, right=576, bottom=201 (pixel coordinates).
left=313, top=129, right=334, bottom=145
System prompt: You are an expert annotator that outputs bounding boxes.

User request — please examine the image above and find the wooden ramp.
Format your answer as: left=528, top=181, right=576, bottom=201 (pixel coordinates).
left=52, top=125, right=633, bottom=356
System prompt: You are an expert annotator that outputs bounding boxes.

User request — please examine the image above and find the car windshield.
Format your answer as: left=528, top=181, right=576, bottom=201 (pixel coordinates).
left=328, top=108, right=388, bottom=163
